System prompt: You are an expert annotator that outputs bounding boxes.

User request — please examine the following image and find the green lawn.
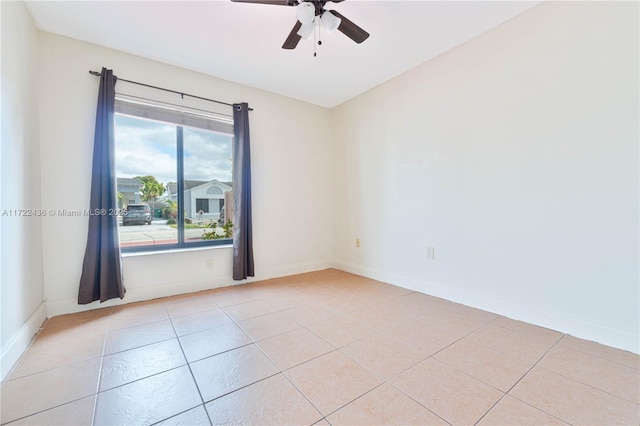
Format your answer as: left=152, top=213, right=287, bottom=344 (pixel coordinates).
left=169, top=223, right=210, bottom=229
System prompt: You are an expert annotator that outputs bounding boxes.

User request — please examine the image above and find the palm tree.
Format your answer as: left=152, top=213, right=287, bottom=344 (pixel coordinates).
left=136, top=175, right=165, bottom=211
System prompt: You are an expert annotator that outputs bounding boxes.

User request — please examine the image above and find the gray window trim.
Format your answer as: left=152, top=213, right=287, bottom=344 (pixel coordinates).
left=115, top=96, right=233, bottom=134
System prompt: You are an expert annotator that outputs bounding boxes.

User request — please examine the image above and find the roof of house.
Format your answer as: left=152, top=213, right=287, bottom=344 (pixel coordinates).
left=117, top=177, right=142, bottom=187
left=166, top=180, right=232, bottom=194
left=166, top=180, right=205, bottom=194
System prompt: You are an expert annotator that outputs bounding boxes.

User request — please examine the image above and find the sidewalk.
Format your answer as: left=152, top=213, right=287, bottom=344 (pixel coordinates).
left=119, top=221, right=221, bottom=247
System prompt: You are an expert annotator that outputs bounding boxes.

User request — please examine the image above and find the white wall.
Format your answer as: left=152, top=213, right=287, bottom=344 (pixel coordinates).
left=0, top=1, right=47, bottom=379
left=38, top=33, right=333, bottom=316
left=332, top=1, right=639, bottom=353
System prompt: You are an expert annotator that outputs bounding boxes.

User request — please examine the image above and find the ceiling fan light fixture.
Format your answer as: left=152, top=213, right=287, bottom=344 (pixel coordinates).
left=296, top=2, right=315, bottom=25
left=296, top=22, right=314, bottom=39
left=230, top=0, right=370, bottom=50
left=321, top=10, right=341, bottom=32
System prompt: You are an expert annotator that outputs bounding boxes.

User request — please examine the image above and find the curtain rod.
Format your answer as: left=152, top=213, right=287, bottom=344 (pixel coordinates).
left=89, top=70, right=253, bottom=111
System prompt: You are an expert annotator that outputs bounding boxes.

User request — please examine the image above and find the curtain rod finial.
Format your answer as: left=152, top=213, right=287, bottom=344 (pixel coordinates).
left=89, top=70, right=101, bottom=77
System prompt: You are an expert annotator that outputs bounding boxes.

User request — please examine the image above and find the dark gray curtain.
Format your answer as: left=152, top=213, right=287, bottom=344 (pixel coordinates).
left=78, top=67, right=125, bottom=304
left=232, top=103, right=255, bottom=280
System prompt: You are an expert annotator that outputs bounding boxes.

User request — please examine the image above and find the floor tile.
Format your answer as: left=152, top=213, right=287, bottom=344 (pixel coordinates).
left=222, top=299, right=278, bottom=321
left=164, top=289, right=216, bottom=305
left=179, top=323, right=252, bottom=363
left=466, top=322, right=560, bottom=362
left=283, top=302, right=341, bottom=326
left=510, top=367, right=640, bottom=425
left=410, top=294, right=458, bottom=312
left=285, top=351, right=383, bottom=416
left=210, top=286, right=264, bottom=307
left=321, top=293, right=375, bottom=314
left=190, top=344, right=278, bottom=402
left=104, top=319, right=176, bottom=354
left=37, top=317, right=108, bottom=341
left=327, top=383, right=447, bottom=425
left=108, top=299, right=168, bottom=330
left=8, top=325, right=106, bottom=380
left=100, top=338, right=186, bottom=391
left=237, top=311, right=302, bottom=341
left=94, top=366, right=201, bottom=425
left=392, top=358, right=503, bottom=425
left=5, top=269, right=638, bottom=426
left=43, top=308, right=111, bottom=333
left=164, top=296, right=219, bottom=319
left=0, top=357, right=101, bottom=424
left=478, top=395, right=567, bottom=425
left=539, top=344, right=639, bottom=403
left=434, top=338, right=535, bottom=391
left=491, top=317, right=564, bottom=349
left=346, top=304, right=414, bottom=331
left=8, top=395, right=95, bottom=426
left=257, top=327, right=335, bottom=371
left=382, top=297, right=435, bottom=320
left=155, top=405, right=211, bottom=426
left=170, top=307, right=232, bottom=337
left=559, top=335, right=640, bottom=369
left=382, top=316, right=460, bottom=356
left=364, top=282, right=414, bottom=300
left=205, top=374, right=322, bottom=425
left=445, top=303, right=499, bottom=324
left=417, top=308, right=487, bottom=338
left=341, top=333, right=427, bottom=380
left=394, top=292, right=452, bottom=312
left=293, top=284, right=343, bottom=301
left=264, top=291, right=315, bottom=311
left=308, top=315, right=375, bottom=348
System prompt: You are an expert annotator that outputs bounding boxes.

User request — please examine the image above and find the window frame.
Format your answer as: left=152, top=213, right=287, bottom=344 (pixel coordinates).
left=115, top=98, right=234, bottom=253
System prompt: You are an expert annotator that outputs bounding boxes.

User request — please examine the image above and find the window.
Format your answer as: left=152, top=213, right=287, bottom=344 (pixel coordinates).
left=115, top=97, right=233, bottom=252
left=195, top=199, right=209, bottom=214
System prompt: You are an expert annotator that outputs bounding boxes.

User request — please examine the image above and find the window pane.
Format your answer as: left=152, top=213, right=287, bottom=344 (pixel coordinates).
left=183, top=127, right=233, bottom=243
left=115, top=114, right=178, bottom=248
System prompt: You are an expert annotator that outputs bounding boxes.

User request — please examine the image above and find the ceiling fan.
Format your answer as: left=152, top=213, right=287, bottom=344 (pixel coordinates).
left=231, top=0, right=369, bottom=50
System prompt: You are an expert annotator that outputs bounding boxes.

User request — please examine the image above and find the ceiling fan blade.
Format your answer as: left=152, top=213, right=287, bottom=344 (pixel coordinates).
left=282, top=21, right=303, bottom=49
left=328, top=10, right=369, bottom=44
left=231, top=0, right=298, bottom=5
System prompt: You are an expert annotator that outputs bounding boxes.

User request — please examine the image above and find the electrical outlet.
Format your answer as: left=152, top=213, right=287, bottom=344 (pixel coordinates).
left=356, top=238, right=360, bottom=248
left=205, top=259, right=214, bottom=270
left=426, top=247, right=435, bottom=260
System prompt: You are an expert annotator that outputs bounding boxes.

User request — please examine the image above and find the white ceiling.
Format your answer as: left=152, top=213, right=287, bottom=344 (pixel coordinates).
left=25, top=0, right=541, bottom=108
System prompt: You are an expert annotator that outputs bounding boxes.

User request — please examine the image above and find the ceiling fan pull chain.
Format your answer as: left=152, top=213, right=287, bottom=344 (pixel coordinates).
left=313, top=15, right=323, bottom=57
left=313, top=17, right=317, bottom=57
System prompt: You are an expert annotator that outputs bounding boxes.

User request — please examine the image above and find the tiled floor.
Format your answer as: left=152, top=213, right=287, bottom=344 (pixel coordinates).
left=1, top=269, right=639, bottom=425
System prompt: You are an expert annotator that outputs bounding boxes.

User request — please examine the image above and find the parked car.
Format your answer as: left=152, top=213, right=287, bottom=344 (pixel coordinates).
left=123, top=204, right=152, bottom=226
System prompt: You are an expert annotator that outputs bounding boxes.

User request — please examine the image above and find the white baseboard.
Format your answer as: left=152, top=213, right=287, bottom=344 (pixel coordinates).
left=45, top=261, right=333, bottom=318
left=255, top=261, right=333, bottom=282
left=1, top=302, right=47, bottom=381
left=332, top=260, right=639, bottom=355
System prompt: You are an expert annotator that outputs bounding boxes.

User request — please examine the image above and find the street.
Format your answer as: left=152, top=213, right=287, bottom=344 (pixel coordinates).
left=119, top=219, right=218, bottom=247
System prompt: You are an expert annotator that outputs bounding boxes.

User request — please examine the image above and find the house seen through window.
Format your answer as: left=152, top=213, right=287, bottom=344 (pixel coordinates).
left=114, top=98, right=234, bottom=251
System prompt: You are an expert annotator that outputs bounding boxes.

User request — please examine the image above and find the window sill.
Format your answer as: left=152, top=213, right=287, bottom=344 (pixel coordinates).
left=121, top=243, right=232, bottom=258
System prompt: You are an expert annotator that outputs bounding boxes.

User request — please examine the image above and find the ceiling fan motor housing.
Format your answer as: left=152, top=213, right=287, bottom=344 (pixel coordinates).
left=230, top=0, right=368, bottom=50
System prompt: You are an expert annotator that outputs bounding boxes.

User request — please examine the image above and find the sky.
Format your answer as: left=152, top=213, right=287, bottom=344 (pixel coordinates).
left=115, top=114, right=233, bottom=190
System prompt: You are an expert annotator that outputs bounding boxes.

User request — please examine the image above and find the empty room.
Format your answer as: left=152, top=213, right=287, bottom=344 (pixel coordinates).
left=1, top=0, right=638, bottom=425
